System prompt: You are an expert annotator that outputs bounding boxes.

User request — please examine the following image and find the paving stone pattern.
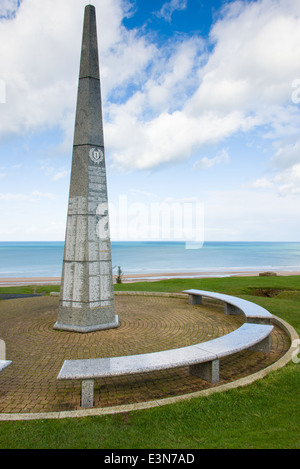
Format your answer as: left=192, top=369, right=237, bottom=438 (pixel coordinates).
left=0, top=295, right=289, bottom=413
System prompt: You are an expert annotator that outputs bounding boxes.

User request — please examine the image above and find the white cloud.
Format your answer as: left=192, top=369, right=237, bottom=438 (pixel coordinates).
left=0, top=0, right=154, bottom=138
left=0, top=219, right=65, bottom=240
left=145, top=37, right=204, bottom=112
left=1, top=0, right=300, bottom=177
left=130, top=189, right=159, bottom=199
left=246, top=164, right=300, bottom=197
left=193, top=149, right=230, bottom=170
left=0, top=0, right=20, bottom=18
left=106, top=0, right=300, bottom=171
left=0, top=191, right=56, bottom=201
left=163, top=196, right=200, bottom=203
left=31, top=190, right=56, bottom=200
left=53, top=170, right=70, bottom=181
left=274, top=164, right=300, bottom=196
left=246, top=177, right=274, bottom=189
left=272, top=139, right=300, bottom=170
left=248, top=137, right=300, bottom=196
left=186, top=1, right=300, bottom=119
left=203, top=188, right=300, bottom=241
left=107, top=109, right=244, bottom=170
left=155, top=0, right=188, bottom=22
left=0, top=79, right=5, bottom=103
left=0, top=193, right=32, bottom=201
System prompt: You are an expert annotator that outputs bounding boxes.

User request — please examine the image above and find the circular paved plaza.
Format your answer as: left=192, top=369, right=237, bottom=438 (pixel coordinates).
left=0, top=294, right=290, bottom=414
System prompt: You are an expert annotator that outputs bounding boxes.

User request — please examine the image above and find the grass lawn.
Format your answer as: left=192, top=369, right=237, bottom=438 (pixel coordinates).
left=0, top=275, right=299, bottom=449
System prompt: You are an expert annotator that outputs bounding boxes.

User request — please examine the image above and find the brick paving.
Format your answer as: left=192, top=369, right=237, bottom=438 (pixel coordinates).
left=0, top=294, right=289, bottom=414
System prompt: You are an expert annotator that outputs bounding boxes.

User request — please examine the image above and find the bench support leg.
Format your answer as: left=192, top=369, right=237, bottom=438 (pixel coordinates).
left=224, top=304, right=243, bottom=316
left=0, top=339, right=6, bottom=361
left=249, top=336, right=271, bottom=353
left=189, top=294, right=202, bottom=305
left=189, top=359, right=219, bottom=384
left=81, top=379, right=94, bottom=408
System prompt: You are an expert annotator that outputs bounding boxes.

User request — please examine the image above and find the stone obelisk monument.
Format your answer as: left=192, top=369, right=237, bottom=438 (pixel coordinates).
left=54, top=5, right=118, bottom=332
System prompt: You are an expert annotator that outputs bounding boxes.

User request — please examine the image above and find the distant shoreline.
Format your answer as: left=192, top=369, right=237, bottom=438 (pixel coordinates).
left=0, top=270, right=299, bottom=286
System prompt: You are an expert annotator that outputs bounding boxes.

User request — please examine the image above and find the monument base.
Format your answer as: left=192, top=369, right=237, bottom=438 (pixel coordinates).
left=53, top=314, right=119, bottom=333
left=54, top=300, right=118, bottom=333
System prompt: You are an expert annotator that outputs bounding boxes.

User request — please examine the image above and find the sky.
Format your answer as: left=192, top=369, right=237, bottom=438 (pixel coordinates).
left=0, top=0, right=300, bottom=242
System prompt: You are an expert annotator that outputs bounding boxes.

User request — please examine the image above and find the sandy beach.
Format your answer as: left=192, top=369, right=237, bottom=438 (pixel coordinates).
left=0, top=270, right=299, bottom=286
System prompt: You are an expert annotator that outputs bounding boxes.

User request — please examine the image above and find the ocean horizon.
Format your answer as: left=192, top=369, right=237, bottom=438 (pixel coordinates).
left=0, top=241, right=300, bottom=279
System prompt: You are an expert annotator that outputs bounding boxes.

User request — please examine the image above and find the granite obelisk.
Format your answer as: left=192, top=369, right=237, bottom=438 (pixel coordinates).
left=54, top=5, right=118, bottom=332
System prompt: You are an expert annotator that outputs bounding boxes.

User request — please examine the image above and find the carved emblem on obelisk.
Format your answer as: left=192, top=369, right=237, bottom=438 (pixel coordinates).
left=89, top=147, right=104, bottom=164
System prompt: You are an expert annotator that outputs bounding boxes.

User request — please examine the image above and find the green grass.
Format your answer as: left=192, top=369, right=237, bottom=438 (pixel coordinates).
left=114, top=274, right=300, bottom=297
left=0, top=284, right=60, bottom=296
left=0, top=275, right=299, bottom=449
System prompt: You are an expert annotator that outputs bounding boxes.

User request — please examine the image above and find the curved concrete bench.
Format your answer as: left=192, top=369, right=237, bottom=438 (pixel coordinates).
left=57, top=292, right=273, bottom=408
left=183, top=289, right=273, bottom=324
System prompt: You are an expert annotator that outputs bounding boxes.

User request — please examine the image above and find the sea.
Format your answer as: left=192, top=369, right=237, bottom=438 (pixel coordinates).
left=0, top=241, right=300, bottom=279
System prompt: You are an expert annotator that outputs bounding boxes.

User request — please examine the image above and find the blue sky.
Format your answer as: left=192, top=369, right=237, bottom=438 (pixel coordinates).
left=1, top=0, right=300, bottom=242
